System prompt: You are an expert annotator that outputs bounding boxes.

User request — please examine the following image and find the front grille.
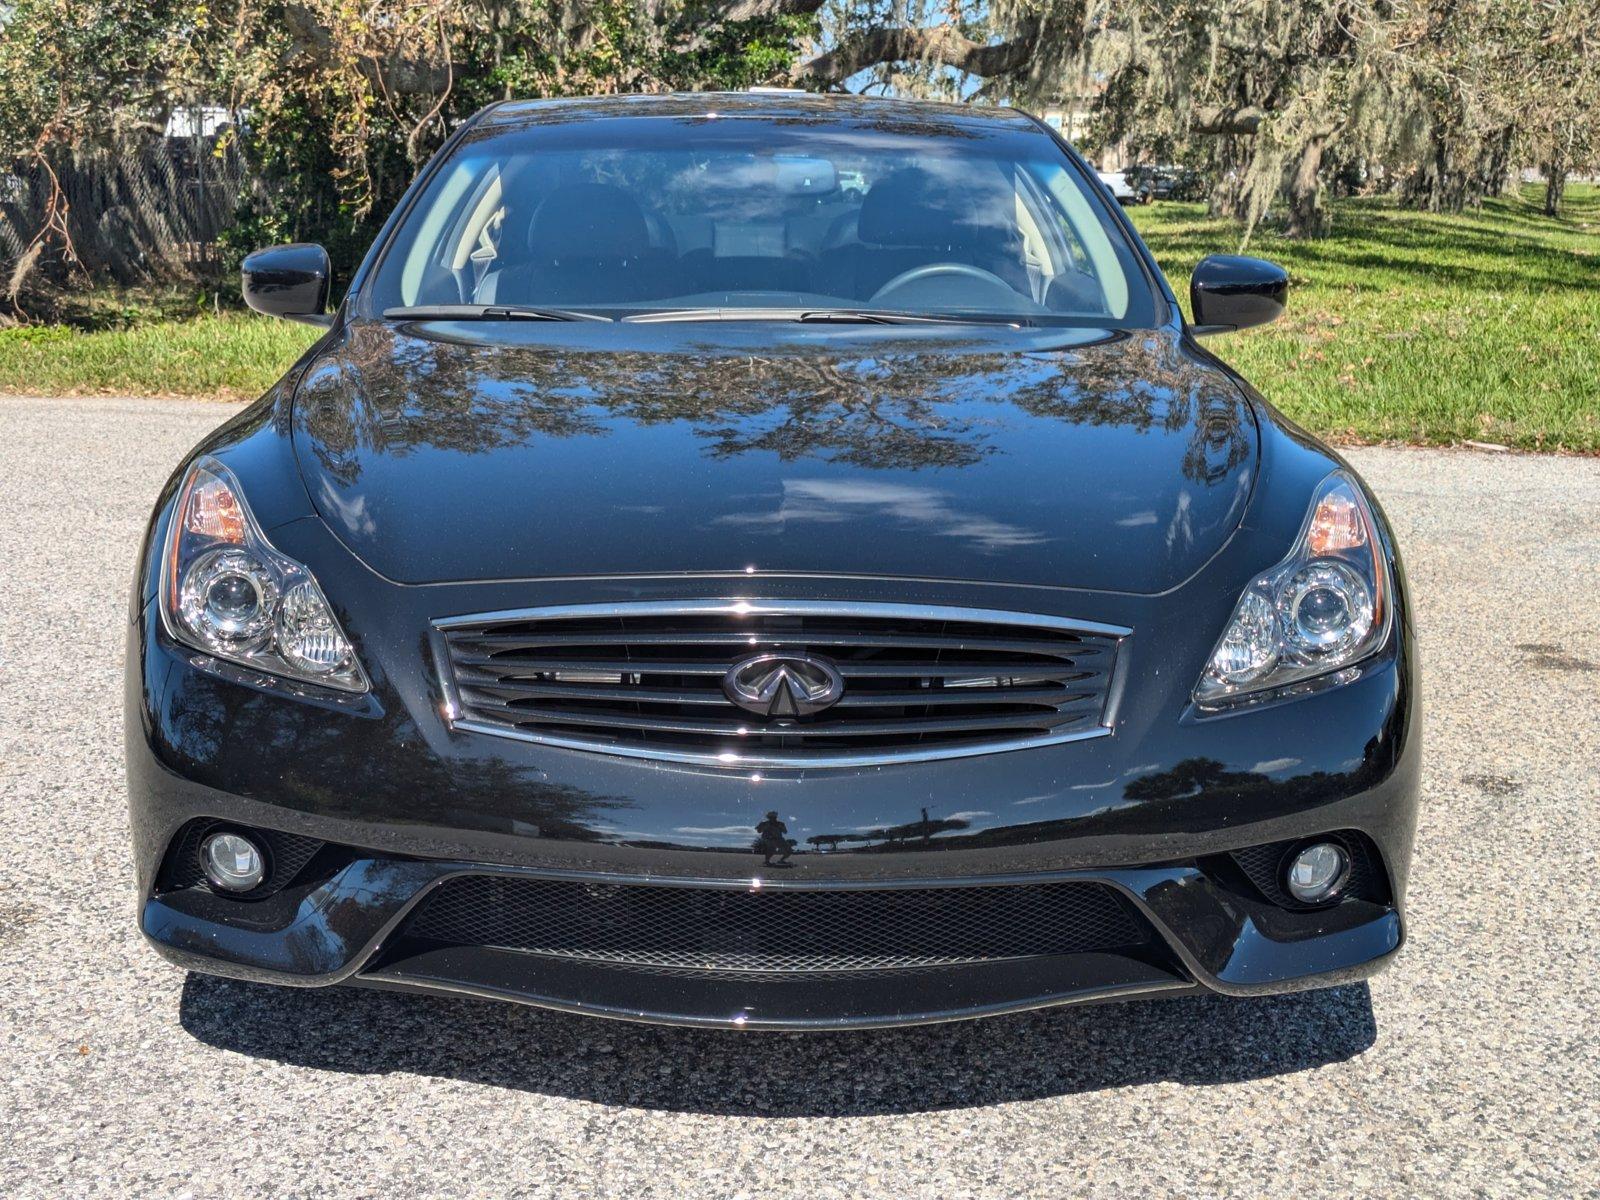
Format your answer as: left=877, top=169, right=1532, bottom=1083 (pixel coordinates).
left=401, top=876, right=1148, bottom=974
left=435, top=601, right=1125, bottom=766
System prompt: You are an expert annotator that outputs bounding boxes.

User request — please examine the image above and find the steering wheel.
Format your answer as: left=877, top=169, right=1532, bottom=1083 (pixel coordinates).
left=870, top=262, right=1015, bottom=305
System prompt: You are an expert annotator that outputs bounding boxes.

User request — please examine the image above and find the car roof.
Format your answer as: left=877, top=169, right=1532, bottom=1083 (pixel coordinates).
left=475, top=91, right=1045, bottom=134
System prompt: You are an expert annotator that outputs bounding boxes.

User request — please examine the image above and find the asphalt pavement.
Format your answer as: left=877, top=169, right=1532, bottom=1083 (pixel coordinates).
left=1, top=395, right=1596, bottom=1198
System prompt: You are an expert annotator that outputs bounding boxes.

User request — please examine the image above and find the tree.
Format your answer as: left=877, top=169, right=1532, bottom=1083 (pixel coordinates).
left=793, top=0, right=1074, bottom=96
left=2, top=0, right=1595, bottom=308
left=0, top=0, right=838, bottom=300
left=1089, top=1, right=1437, bottom=237
left=0, top=0, right=213, bottom=302
left=1499, top=0, right=1600, bottom=215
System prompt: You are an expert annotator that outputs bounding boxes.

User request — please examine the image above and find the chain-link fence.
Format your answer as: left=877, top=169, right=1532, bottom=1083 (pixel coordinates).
left=0, top=119, right=251, bottom=292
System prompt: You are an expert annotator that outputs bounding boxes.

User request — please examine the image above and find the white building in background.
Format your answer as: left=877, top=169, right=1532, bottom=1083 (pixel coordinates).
left=1036, top=99, right=1129, bottom=171
left=163, top=107, right=238, bottom=140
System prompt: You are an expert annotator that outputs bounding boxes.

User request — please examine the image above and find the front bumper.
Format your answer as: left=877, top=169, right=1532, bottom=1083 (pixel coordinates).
left=130, top=612, right=1417, bottom=1028
left=129, top=514, right=1419, bottom=1027
left=141, top=827, right=1402, bottom=1029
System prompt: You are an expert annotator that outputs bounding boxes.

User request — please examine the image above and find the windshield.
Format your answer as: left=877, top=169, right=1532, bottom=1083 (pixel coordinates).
left=363, top=107, right=1159, bottom=326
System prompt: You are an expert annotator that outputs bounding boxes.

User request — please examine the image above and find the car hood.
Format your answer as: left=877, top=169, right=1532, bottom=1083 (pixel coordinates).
left=290, top=320, right=1257, bottom=592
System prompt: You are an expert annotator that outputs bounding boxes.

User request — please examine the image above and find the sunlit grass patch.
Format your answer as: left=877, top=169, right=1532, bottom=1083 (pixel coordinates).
left=0, top=313, right=319, bottom=400
left=1131, top=184, right=1600, bottom=451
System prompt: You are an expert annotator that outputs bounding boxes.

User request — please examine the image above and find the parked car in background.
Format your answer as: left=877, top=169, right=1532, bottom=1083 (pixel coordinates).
left=128, top=91, right=1418, bottom=1030
left=1096, top=168, right=1150, bottom=205
left=1127, top=164, right=1207, bottom=202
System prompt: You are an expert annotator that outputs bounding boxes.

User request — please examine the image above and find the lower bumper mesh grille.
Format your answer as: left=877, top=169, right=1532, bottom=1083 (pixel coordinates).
left=401, top=876, right=1148, bottom=974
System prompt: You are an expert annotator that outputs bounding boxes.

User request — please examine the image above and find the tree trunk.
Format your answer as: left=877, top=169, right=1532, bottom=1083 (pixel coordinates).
left=1207, top=141, right=1248, bottom=220
left=1209, top=186, right=1243, bottom=220
left=1406, top=130, right=1449, bottom=213
left=1482, top=125, right=1516, bottom=199
left=1284, top=134, right=1329, bottom=238
left=1544, top=163, right=1566, bottom=217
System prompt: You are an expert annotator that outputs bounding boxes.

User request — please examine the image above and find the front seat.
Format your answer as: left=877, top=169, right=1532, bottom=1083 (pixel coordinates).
left=816, top=167, right=1030, bottom=302
left=491, top=182, right=675, bottom=306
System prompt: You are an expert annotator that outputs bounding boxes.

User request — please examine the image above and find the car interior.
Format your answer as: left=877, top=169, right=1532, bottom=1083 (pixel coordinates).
left=393, top=145, right=1132, bottom=318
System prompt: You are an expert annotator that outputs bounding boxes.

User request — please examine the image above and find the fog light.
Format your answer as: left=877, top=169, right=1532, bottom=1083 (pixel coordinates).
left=200, top=832, right=266, bottom=892
left=1285, top=841, right=1350, bottom=904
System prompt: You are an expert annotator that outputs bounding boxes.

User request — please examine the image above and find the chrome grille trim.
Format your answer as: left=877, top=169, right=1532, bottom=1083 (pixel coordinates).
left=433, top=600, right=1129, bottom=768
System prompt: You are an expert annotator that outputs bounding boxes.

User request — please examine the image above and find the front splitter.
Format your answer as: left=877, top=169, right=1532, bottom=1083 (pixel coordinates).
left=355, top=945, right=1197, bottom=1030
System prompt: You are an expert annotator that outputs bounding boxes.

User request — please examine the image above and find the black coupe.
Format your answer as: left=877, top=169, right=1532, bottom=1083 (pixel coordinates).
left=127, top=93, right=1418, bottom=1029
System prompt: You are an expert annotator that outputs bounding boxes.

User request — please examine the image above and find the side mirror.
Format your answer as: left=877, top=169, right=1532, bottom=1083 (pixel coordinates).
left=241, top=243, right=332, bottom=326
left=1189, top=254, right=1287, bottom=335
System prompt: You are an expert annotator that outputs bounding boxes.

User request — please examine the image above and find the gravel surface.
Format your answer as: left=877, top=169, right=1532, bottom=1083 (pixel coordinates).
left=2, top=394, right=1597, bottom=1199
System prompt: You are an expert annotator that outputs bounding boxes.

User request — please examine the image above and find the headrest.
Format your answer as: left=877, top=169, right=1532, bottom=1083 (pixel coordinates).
left=857, top=167, right=1011, bottom=247
left=528, top=183, right=652, bottom=260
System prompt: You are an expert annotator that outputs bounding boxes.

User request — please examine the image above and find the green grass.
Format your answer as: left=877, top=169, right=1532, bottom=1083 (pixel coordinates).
left=0, top=313, right=319, bottom=400
left=2, top=183, right=1596, bottom=448
left=1130, top=183, right=1600, bottom=451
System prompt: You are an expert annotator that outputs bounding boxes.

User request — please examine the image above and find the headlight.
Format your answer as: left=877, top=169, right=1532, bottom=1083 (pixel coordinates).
left=1194, top=469, right=1390, bottom=707
left=160, top=456, right=369, bottom=692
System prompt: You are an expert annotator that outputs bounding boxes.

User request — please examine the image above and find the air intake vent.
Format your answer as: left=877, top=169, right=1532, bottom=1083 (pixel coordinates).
left=434, top=601, right=1126, bottom=766
left=402, top=876, right=1149, bottom=974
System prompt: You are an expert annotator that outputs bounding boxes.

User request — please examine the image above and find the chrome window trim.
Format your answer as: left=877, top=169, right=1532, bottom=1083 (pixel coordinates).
left=432, top=599, right=1130, bottom=769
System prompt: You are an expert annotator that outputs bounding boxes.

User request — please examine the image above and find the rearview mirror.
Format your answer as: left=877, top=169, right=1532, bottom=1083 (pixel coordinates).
left=1189, top=255, right=1287, bottom=335
left=773, top=155, right=837, bottom=196
left=242, top=243, right=332, bottom=326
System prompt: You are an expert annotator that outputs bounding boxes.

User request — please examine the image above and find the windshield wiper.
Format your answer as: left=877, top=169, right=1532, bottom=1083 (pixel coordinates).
left=622, top=306, right=1028, bottom=328
left=799, top=308, right=1030, bottom=328
left=382, top=304, right=612, bottom=323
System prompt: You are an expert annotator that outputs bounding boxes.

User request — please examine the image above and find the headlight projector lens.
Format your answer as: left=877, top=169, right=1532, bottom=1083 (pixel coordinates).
left=1285, top=841, right=1351, bottom=904
left=1278, top=560, right=1373, bottom=658
left=200, top=831, right=267, bottom=892
left=178, top=548, right=279, bottom=648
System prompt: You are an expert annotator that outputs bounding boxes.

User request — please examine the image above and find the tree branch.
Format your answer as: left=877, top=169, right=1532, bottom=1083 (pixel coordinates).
left=1193, top=105, right=1267, bottom=135
left=672, top=0, right=827, bottom=59
left=703, top=0, right=826, bottom=22
left=792, top=19, right=1041, bottom=86
left=281, top=3, right=451, bottom=97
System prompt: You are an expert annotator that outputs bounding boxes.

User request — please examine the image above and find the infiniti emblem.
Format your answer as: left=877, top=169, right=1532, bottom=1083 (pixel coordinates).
left=722, top=653, right=845, bottom=718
